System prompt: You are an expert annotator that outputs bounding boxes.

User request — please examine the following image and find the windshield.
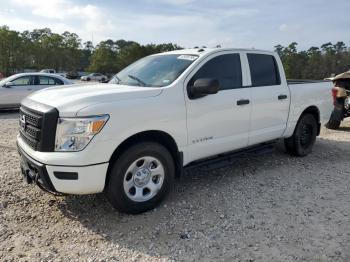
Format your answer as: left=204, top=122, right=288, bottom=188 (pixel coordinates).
left=109, top=54, right=198, bottom=87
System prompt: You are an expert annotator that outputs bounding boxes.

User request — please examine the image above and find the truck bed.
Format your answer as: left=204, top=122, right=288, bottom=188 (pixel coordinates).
left=287, top=79, right=331, bottom=85
left=285, top=80, right=333, bottom=137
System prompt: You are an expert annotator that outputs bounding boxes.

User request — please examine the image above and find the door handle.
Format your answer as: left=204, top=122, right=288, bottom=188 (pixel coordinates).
left=237, top=99, right=250, bottom=105
left=278, top=94, right=288, bottom=100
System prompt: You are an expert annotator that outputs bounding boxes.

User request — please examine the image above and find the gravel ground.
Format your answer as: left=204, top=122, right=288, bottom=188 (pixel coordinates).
left=0, top=112, right=349, bottom=262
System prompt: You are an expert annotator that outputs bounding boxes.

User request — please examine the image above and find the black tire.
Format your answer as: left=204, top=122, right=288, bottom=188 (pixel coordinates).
left=105, top=142, right=175, bottom=214
left=327, top=119, right=341, bottom=130
left=327, top=99, right=345, bottom=130
left=284, top=113, right=318, bottom=157
left=326, top=111, right=341, bottom=129
left=101, top=78, right=106, bottom=82
left=86, top=77, right=91, bottom=81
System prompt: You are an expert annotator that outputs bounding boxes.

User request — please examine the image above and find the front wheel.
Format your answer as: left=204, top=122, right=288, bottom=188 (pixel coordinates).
left=284, top=113, right=318, bottom=157
left=105, top=142, right=174, bottom=214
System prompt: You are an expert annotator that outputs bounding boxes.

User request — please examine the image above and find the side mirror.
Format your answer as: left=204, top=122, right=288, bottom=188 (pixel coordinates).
left=3, top=82, right=14, bottom=88
left=188, top=78, right=220, bottom=99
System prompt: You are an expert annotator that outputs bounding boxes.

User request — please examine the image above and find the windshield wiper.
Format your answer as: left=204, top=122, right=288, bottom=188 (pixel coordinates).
left=127, top=74, right=147, bottom=86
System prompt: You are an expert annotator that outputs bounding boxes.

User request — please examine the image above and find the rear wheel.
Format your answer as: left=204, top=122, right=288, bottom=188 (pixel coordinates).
left=284, top=113, right=318, bottom=157
left=105, top=142, right=174, bottom=214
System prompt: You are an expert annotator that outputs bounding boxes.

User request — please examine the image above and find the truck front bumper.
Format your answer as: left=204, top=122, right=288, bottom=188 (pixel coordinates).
left=17, top=139, right=109, bottom=195
left=18, top=143, right=57, bottom=193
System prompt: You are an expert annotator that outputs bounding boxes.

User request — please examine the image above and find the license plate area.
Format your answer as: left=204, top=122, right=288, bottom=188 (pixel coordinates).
left=17, top=143, right=59, bottom=194
left=19, top=151, right=43, bottom=185
left=20, top=156, right=36, bottom=184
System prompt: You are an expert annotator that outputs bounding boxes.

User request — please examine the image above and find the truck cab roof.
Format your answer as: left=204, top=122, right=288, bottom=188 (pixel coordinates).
left=160, top=47, right=274, bottom=57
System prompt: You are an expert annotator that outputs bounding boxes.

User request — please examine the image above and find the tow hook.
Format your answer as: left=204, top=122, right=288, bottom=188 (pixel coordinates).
left=21, top=166, right=33, bottom=184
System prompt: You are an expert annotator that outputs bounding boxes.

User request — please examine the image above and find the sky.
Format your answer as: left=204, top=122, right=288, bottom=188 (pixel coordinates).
left=0, top=0, right=349, bottom=51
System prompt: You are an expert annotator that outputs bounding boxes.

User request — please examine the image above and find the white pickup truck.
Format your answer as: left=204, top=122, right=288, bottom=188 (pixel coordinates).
left=17, top=48, right=333, bottom=213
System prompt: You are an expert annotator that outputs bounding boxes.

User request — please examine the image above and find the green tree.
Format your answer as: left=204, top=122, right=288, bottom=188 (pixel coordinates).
left=275, top=41, right=350, bottom=79
left=88, top=40, right=182, bottom=75
left=1, top=25, right=349, bottom=80
left=0, top=26, right=26, bottom=74
left=87, top=40, right=119, bottom=74
left=80, top=41, right=94, bottom=71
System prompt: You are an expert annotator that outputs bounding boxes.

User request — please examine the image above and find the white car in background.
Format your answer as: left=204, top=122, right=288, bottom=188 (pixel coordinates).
left=0, top=73, right=72, bottom=109
left=81, top=73, right=108, bottom=82
left=40, top=69, right=56, bottom=74
left=40, top=69, right=66, bottom=77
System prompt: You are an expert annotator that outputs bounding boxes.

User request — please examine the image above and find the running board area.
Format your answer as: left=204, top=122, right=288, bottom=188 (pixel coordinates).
left=184, top=141, right=277, bottom=172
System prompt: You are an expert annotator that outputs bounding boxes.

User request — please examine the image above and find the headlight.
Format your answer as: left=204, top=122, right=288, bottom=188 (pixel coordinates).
left=55, top=115, right=109, bottom=152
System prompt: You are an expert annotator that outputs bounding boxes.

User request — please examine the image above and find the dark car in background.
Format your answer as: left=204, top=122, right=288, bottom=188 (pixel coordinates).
left=66, top=71, right=80, bottom=79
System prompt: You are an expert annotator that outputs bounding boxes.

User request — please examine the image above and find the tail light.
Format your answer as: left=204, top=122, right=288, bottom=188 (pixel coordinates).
left=331, top=87, right=338, bottom=105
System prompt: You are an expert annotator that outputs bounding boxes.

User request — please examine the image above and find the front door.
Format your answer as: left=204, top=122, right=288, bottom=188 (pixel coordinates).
left=0, top=75, right=35, bottom=106
left=185, top=52, right=252, bottom=163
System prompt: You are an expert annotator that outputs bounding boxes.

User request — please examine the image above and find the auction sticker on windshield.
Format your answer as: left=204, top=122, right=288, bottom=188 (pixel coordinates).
left=177, top=55, right=198, bottom=61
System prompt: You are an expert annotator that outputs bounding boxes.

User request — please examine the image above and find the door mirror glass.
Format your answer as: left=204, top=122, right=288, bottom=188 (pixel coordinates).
left=3, top=81, right=14, bottom=88
left=188, top=78, right=219, bottom=99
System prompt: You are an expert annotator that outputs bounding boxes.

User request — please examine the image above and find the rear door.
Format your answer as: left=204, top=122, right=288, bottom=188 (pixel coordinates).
left=34, top=75, right=63, bottom=91
left=245, top=52, right=290, bottom=145
left=185, top=52, right=252, bottom=162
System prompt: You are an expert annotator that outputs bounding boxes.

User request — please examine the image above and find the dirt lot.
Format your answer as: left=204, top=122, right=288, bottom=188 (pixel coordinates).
left=0, top=112, right=349, bottom=262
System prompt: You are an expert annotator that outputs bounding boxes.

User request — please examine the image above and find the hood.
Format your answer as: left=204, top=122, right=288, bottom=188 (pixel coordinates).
left=26, top=83, right=162, bottom=116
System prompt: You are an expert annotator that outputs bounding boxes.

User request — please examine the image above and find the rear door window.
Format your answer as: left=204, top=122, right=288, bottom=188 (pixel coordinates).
left=38, top=76, right=60, bottom=85
left=247, top=54, right=281, bottom=87
left=54, top=78, right=64, bottom=85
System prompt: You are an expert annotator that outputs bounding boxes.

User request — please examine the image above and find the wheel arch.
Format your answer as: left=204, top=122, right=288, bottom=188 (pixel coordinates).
left=105, top=130, right=183, bottom=190
left=299, top=105, right=321, bottom=135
